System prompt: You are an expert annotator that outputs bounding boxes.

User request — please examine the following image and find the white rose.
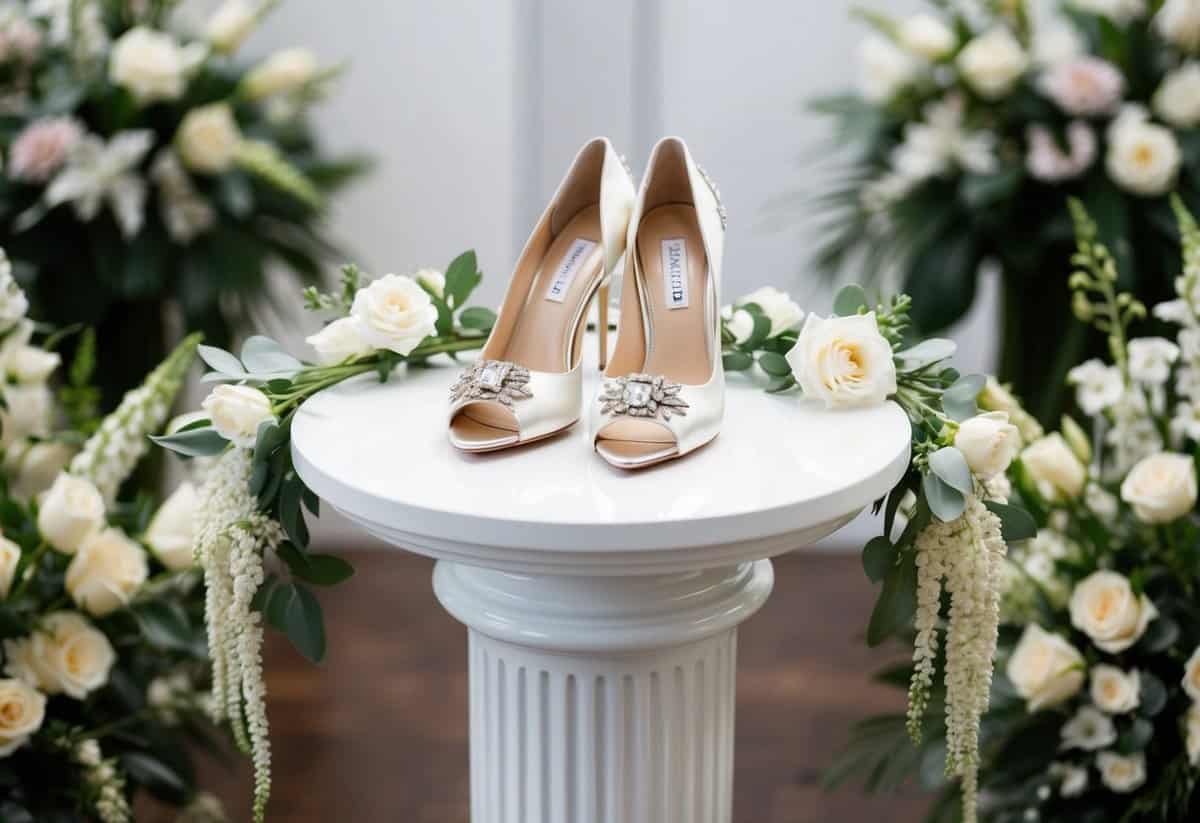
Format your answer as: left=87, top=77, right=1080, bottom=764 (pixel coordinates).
left=785, top=312, right=897, bottom=409
left=143, top=482, right=197, bottom=571
left=1, top=383, right=52, bottom=446
left=1120, top=452, right=1197, bottom=523
left=1022, top=433, right=1087, bottom=500
left=414, top=268, right=445, bottom=298
left=7, top=346, right=59, bottom=383
left=1061, top=705, right=1118, bottom=750
left=350, top=274, right=439, bottom=357
left=0, top=535, right=18, bottom=599
left=9, top=440, right=75, bottom=500
left=1070, top=570, right=1158, bottom=653
left=1156, top=0, right=1200, bottom=51
left=736, top=287, right=804, bottom=338
left=858, top=33, right=921, bottom=103
left=1090, top=665, right=1141, bottom=714
left=201, top=384, right=275, bottom=448
left=957, top=28, right=1028, bottom=100
left=37, top=472, right=105, bottom=555
left=980, top=377, right=1043, bottom=443
left=243, top=47, right=318, bottom=100
left=0, top=678, right=44, bottom=756
left=1187, top=703, right=1200, bottom=766
left=1106, top=116, right=1181, bottom=196
left=898, top=14, right=956, bottom=60
left=206, top=0, right=258, bottom=54
left=1097, top=751, right=1147, bottom=793
left=109, top=26, right=201, bottom=104
left=955, top=411, right=1021, bottom=480
left=1153, top=63, right=1200, bottom=128
left=176, top=103, right=242, bottom=174
left=1005, top=624, right=1086, bottom=711
left=1183, top=646, right=1200, bottom=701
left=3, top=612, right=115, bottom=699
left=66, top=527, right=149, bottom=616
left=306, top=316, right=373, bottom=365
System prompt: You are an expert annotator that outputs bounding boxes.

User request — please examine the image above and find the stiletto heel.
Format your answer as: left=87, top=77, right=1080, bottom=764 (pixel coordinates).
left=447, top=138, right=635, bottom=452
left=597, top=281, right=610, bottom=371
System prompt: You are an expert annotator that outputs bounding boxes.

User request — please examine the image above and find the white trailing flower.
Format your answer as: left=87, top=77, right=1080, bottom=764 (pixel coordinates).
left=74, top=740, right=131, bottom=823
left=1070, top=570, right=1158, bottom=653
left=70, top=334, right=200, bottom=503
left=735, top=286, right=804, bottom=337
left=858, top=32, right=921, bottom=103
left=1006, top=624, right=1085, bottom=710
left=42, top=130, right=155, bottom=238
left=1038, top=56, right=1124, bottom=116
left=1061, top=705, right=1118, bottom=750
left=1156, top=0, right=1200, bottom=51
left=957, top=28, right=1028, bottom=100
left=1120, top=451, right=1197, bottom=523
left=1154, top=63, right=1200, bottom=128
left=1026, top=122, right=1097, bottom=183
left=1097, top=750, right=1147, bottom=793
left=1090, top=665, right=1141, bottom=713
left=1067, top=358, right=1124, bottom=414
left=785, top=312, right=897, bottom=409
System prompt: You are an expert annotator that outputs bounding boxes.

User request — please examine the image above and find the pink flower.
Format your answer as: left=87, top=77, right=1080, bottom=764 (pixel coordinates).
left=0, top=17, right=42, bottom=64
left=1038, top=56, right=1125, bottom=116
left=1026, top=122, right=1098, bottom=182
left=9, top=118, right=83, bottom=183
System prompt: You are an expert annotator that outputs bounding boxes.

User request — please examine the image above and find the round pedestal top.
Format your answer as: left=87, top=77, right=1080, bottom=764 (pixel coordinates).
left=292, top=337, right=910, bottom=574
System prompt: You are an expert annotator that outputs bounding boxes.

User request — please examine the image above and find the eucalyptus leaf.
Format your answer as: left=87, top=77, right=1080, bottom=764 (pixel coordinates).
left=240, top=335, right=303, bottom=375
left=722, top=351, right=753, bottom=371
left=833, top=284, right=869, bottom=316
left=942, top=373, right=986, bottom=421
left=150, top=427, right=229, bottom=458
left=928, top=447, right=974, bottom=496
left=923, top=473, right=966, bottom=521
left=757, top=351, right=792, bottom=377
left=196, top=344, right=245, bottom=376
left=460, top=306, right=497, bottom=331
left=896, top=338, right=956, bottom=370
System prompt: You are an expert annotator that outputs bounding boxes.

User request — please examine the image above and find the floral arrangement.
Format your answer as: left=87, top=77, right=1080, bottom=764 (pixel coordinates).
left=0, top=0, right=363, bottom=403
left=0, top=249, right=229, bottom=821
left=152, top=252, right=494, bottom=821
left=823, top=197, right=1200, bottom=822
left=813, top=0, right=1200, bottom=421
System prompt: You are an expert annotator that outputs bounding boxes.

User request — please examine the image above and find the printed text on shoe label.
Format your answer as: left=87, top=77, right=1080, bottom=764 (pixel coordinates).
left=545, top=238, right=598, bottom=303
left=661, top=237, right=689, bottom=310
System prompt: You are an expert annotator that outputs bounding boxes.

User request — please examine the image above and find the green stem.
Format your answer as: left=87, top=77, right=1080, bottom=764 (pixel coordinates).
left=11, top=542, right=49, bottom=599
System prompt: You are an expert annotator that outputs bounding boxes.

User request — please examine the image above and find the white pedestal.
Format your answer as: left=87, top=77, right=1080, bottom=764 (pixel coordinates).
left=291, top=337, right=910, bottom=823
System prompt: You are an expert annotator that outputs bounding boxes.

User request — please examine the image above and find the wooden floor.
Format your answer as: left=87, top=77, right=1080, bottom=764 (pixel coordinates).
left=144, top=551, right=931, bottom=822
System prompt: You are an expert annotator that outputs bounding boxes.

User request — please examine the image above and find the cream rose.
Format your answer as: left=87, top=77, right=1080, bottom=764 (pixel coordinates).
left=176, top=103, right=242, bottom=174
left=1022, top=433, right=1087, bottom=500
left=243, top=48, right=318, bottom=100
left=858, top=33, right=921, bottom=103
left=66, top=527, right=149, bottom=616
left=899, top=13, right=956, bottom=60
left=1097, top=751, right=1147, bottom=793
left=736, top=287, right=804, bottom=338
left=1106, top=114, right=1182, bottom=197
left=0, top=534, right=18, bottom=599
left=955, top=411, right=1021, bottom=480
left=3, top=612, right=115, bottom=699
left=109, top=26, right=200, bottom=104
left=1154, top=63, right=1200, bottom=128
left=1061, top=705, right=1118, bottom=750
left=1120, top=452, right=1197, bottom=523
left=0, top=678, right=44, bottom=756
left=202, top=384, right=275, bottom=448
left=1006, top=624, right=1086, bottom=711
left=980, top=377, right=1043, bottom=442
left=143, top=482, right=197, bottom=571
left=306, top=316, right=373, bottom=365
left=9, top=440, right=75, bottom=500
left=1183, top=646, right=1200, bottom=701
left=1187, top=703, right=1200, bottom=766
left=37, top=472, right=105, bottom=555
left=1070, top=570, right=1158, bottom=653
left=205, top=0, right=259, bottom=54
left=957, top=28, right=1028, bottom=100
left=1090, top=665, right=1141, bottom=714
left=1156, top=0, right=1200, bottom=51
left=785, top=312, right=897, bottom=409
left=350, top=274, right=439, bottom=357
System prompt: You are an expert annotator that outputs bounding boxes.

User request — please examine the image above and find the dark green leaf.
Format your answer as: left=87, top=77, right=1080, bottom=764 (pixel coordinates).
left=443, top=250, right=482, bottom=309
left=150, top=427, right=229, bottom=458
left=867, top=548, right=918, bottom=646
left=1118, top=716, right=1153, bottom=753
left=905, top=226, right=979, bottom=333
left=757, top=351, right=792, bottom=377
left=960, top=166, right=1023, bottom=211
left=722, top=351, right=754, bottom=371
left=984, top=501, right=1038, bottom=542
left=459, top=306, right=496, bottom=331
left=1138, top=671, right=1167, bottom=718
left=862, top=536, right=894, bottom=583
left=765, top=375, right=797, bottom=394
left=1136, top=615, right=1180, bottom=654
left=284, top=584, right=326, bottom=663
left=122, top=752, right=189, bottom=799
left=291, top=553, right=355, bottom=586
left=134, top=601, right=197, bottom=654
left=279, top=475, right=308, bottom=549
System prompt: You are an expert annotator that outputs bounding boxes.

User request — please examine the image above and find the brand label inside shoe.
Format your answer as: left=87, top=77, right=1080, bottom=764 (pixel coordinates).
left=661, top=237, right=689, bottom=310
left=545, top=238, right=598, bottom=303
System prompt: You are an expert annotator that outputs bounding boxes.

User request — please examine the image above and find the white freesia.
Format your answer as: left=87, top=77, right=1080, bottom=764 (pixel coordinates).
left=785, top=312, right=897, bottom=409
left=735, top=286, right=804, bottom=337
left=1120, top=451, right=1197, bottom=523
left=9, top=440, right=75, bottom=500
left=0, top=535, right=18, bottom=599
left=1026, top=121, right=1097, bottom=183
left=176, top=103, right=242, bottom=174
left=955, top=411, right=1021, bottom=480
left=1060, top=705, right=1118, bottom=750
left=66, top=527, right=149, bottom=616
left=37, top=472, right=105, bottom=555
left=202, top=384, right=275, bottom=448
left=350, top=274, right=439, bottom=356
left=1038, top=56, right=1124, bottom=116
left=7, top=345, right=59, bottom=383
left=1090, top=665, right=1141, bottom=713
left=3, top=611, right=115, bottom=698
left=144, top=482, right=198, bottom=570
left=414, top=268, right=445, bottom=298
left=1071, top=0, right=1146, bottom=22
left=109, top=26, right=204, bottom=104
left=1182, top=646, right=1200, bottom=701
left=243, top=47, right=318, bottom=100
left=1067, top=358, right=1124, bottom=414
left=898, top=13, right=956, bottom=60
left=1156, top=0, right=1200, bottom=51
left=1006, top=624, right=1085, bottom=711
left=43, top=130, right=155, bottom=238
left=957, top=28, right=1028, bottom=100
left=1070, top=570, right=1159, bottom=653
left=1153, top=63, right=1200, bottom=128
left=0, top=678, right=44, bottom=756
left=858, top=33, right=921, bottom=103
left=206, top=0, right=260, bottom=54
left=1022, top=433, right=1087, bottom=500
left=1128, top=337, right=1180, bottom=384
left=1106, top=114, right=1182, bottom=197
left=1097, top=751, right=1147, bottom=793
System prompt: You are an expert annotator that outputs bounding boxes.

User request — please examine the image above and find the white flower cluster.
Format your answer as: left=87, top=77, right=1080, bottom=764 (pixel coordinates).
left=195, top=448, right=282, bottom=823
left=909, top=495, right=1006, bottom=821
left=74, top=739, right=131, bottom=823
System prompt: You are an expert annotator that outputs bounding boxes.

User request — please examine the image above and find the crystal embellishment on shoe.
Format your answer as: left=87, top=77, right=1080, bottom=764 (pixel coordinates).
left=449, top=360, right=533, bottom=406
left=598, top=373, right=689, bottom=420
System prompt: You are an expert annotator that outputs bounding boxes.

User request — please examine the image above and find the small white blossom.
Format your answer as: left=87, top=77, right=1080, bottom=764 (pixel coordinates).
left=1060, top=705, right=1118, bottom=751
left=1067, top=358, right=1124, bottom=415
left=1127, top=337, right=1180, bottom=384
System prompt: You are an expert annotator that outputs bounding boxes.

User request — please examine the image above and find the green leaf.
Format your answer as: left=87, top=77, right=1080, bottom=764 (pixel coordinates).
left=291, top=553, right=355, bottom=586
left=722, top=351, right=754, bottom=371
left=765, top=375, right=797, bottom=394
left=922, top=473, right=966, bottom=521
left=834, top=284, right=869, bottom=317
left=905, top=226, right=979, bottom=333
left=279, top=474, right=309, bottom=549
left=741, top=311, right=772, bottom=350
left=960, top=166, right=1023, bottom=211
left=757, top=351, right=792, bottom=377
left=928, top=447, right=973, bottom=496
left=942, top=373, right=986, bottom=422
left=862, top=536, right=894, bottom=583
left=150, top=427, right=229, bottom=458
left=134, top=601, right=197, bottom=654
left=196, top=344, right=245, bottom=376
left=867, top=549, right=918, bottom=646
left=459, top=306, right=497, bottom=331
left=896, top=338, right=956, bottom=370
left=122, top=752, right=189, bottom=799
left=284, top=584, right=326, bottom=663
left=443, top=250, right=482, bottom=309
left=240, top=335, right=302, bottom=375
left=1118, top=716, right=1154, bottom=753
left=984, top=501, right=1038, bottom=542
left=1136, top=615, right=1180, bottom=654
left=254, top=419, right=287, bottom=458
left=1138, top=672, right=1167, bottom=718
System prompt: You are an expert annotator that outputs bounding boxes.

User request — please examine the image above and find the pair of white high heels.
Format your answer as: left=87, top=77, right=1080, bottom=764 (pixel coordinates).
left=447, top=136, right=724, bottom=470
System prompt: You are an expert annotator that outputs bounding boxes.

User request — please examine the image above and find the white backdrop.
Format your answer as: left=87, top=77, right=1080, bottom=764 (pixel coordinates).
left=198, top=0, right=1002, bottom=548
